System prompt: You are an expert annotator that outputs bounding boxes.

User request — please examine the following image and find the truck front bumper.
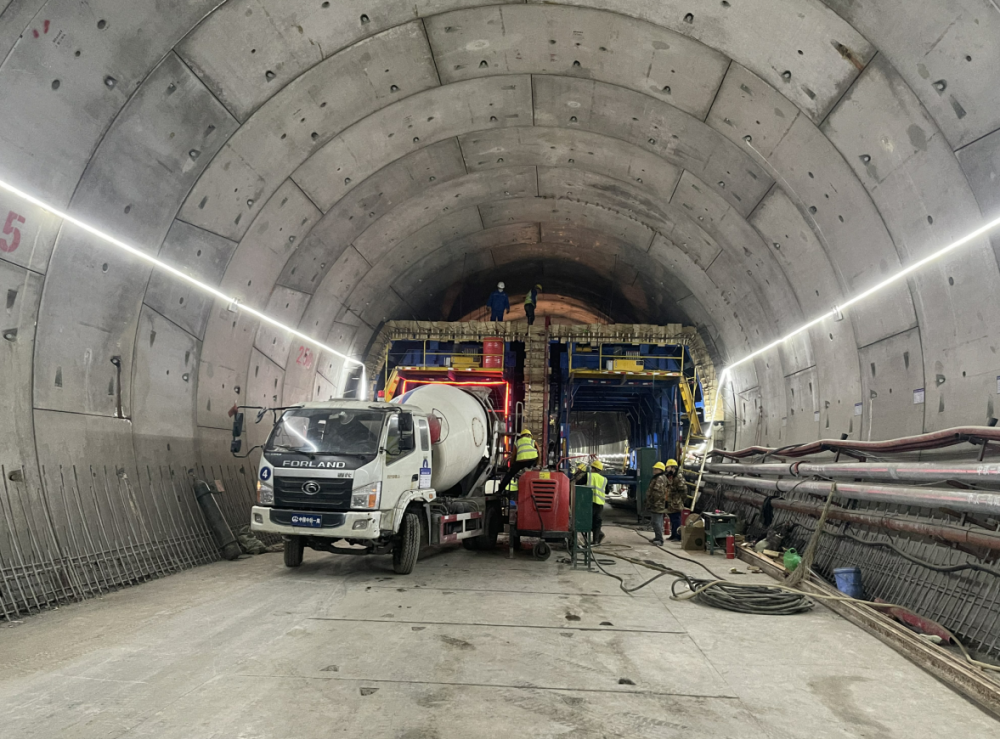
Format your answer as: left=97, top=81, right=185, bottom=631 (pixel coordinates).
left=250, top=506, right=385, bottom=540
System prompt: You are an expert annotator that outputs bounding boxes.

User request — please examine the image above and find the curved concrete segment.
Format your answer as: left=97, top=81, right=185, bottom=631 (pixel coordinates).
left=1, top=0, right=1000, bottom=680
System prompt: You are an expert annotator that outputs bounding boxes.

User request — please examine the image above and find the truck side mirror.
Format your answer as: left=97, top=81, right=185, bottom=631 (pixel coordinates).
left=398, top=413, right=415, bottom=452
left=232, top=412, right=244, bottom=439
left=231, top=439, right=242, bottom=454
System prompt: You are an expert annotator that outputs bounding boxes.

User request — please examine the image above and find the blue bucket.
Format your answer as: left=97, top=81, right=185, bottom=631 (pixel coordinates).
left=833, top=566, right=864, bottom=599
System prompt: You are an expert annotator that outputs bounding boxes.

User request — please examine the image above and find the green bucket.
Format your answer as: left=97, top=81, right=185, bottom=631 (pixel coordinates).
left=783, top=548, right=802, bottom=572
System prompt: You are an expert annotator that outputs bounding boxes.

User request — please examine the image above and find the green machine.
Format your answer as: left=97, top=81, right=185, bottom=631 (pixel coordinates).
left=570, top=485, right=593, bottom=569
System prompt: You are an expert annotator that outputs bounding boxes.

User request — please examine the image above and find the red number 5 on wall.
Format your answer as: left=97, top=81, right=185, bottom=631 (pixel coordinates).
left=0, top=211, right=25, bottom=253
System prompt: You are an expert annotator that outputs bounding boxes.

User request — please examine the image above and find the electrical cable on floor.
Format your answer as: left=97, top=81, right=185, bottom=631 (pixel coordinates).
left=587, top=524, right=1000, bottom=674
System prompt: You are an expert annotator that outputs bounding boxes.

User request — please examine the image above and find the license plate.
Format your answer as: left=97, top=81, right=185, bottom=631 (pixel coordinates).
left=290, top=513, right=322, bottom=528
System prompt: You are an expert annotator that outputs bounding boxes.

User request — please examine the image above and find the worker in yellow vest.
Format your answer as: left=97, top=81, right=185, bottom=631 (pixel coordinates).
left=498, top=429, right=539, bottom=495
left=523, top=284, right=542, bottom=326
left=587, top=459, right=608, bottom=544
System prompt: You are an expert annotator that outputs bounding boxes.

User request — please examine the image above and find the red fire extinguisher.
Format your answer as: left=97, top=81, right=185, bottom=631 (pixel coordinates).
left=725, top=534, right=735, bottom=559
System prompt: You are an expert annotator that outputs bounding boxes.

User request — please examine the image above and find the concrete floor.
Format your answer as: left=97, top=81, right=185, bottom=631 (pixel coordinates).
left=1, top=514, right=997, bottom=739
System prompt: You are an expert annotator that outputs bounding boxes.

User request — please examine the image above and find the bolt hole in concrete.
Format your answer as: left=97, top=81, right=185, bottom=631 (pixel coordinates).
left=51, top=79, right=59, bottom=90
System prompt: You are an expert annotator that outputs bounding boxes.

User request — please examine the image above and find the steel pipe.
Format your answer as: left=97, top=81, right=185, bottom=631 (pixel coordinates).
left=703, top=461, right=1000, bottom=486
left=708, top=425, right=1000, bottom=460
left=722, top=489, right=1000, bottom=551
left=700, top=473, right=1000, bottom=517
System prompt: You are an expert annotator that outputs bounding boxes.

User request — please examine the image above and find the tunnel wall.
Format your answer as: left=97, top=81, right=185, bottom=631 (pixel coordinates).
left=2, top=1, right=1000, bottom=612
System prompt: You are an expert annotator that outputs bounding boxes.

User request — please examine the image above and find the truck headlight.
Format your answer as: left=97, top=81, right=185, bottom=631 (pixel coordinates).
left=351, top=482, right=381, bottom=510
left=257, top=480, right=274, bottom=506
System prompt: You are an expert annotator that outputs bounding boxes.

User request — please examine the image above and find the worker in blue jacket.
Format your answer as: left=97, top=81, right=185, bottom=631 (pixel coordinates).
left=486, top=282, right=510, bottom=322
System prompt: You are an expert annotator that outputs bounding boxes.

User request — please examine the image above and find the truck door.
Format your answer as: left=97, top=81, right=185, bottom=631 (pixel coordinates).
left=384, top=412, right=422, bottom=504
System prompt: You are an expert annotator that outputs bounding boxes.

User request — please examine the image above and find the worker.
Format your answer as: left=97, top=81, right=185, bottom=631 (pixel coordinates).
left=486, top=282, right=510, bottom=322
left=664, top=459, right=687, bottom=542
left=523, top=283, right=542, bottom=326
left=587, top=459, right=608, bottom=545
left=571, top=462, right=588, bottom=485
left=498, top=429, right=539, bottom=494
left=644, top=461, right=669, bottom=545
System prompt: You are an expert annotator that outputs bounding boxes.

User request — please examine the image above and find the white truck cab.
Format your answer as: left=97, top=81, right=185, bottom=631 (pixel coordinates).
left=244, top=385, right=501, bottom=573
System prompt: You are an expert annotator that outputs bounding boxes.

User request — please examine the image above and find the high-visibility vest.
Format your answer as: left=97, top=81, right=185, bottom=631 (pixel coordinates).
left=515, top=436, right=538, bottom=462
left=587, top=472, right=608, bottom=506
left=524, top=289, right=537, bottom=306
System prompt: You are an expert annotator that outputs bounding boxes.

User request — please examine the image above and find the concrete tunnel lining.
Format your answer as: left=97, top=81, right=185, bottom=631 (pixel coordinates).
left=1, top=5, right=1000, bottom=716
left=0, top=0, right=996, bottom=483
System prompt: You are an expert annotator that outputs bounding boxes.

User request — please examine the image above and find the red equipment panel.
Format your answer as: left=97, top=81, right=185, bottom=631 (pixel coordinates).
left=517, top=471, right=570, bottom=533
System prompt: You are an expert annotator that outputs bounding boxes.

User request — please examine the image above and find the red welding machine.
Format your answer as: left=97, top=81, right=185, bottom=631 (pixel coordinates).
left=516, top=471, right=571, bottom=533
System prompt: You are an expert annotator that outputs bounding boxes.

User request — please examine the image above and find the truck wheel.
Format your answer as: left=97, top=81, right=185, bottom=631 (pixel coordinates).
left=393, top=510, right=421, bottom=574
left=478, top=505, right=501, bottom=551
left=284, top=536, right=304, bottom=568
left=461, top=537, right=479, bottom=551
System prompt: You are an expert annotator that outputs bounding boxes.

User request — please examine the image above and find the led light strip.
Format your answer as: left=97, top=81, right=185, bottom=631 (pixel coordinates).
left=691, top=211, right=1000, bottom=504
left=728, top=211, right=1000, bottom=373
left=0, top=177, right=366, bottom=393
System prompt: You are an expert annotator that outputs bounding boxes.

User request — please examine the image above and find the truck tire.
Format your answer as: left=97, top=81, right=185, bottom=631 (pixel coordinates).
left=284, top=536, right=304, bottom=568
left=393, top=510, right=421, bottom=574
left=461, top=537, right=479, bottom=551
left=478, top=505, right=501, bottom=551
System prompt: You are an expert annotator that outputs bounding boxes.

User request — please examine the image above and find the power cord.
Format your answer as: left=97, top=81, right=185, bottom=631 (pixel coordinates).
left=588, top=535, right=1000, bottom=673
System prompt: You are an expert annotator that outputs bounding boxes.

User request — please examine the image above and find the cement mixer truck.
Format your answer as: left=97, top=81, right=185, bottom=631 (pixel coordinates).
left=242, top=384, right=504, bottom=574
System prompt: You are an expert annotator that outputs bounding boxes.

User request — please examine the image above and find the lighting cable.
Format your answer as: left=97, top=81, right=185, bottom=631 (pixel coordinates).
left=0, top=177, right=367, bottom=392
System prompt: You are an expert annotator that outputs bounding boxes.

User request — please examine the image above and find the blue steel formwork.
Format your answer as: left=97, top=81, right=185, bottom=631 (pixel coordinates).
left=551, top=340, right=704, bottom=473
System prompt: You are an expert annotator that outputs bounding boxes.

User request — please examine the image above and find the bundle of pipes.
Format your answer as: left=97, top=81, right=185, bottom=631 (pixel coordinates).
left=708, top=425, right=1000, bottom=460
left=690, top=459, right=1000, bottom=549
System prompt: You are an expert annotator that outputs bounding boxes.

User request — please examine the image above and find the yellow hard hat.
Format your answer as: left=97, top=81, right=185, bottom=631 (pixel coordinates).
left=591, top=459, right=604, bottom=471
left=665, top=459, right=678, bottom=468
left=519, top=429, right=532, bottom=436
left=535, top=283, right=543, bottom=290
left=575, top=462, right=587, bottom=472
left=652, top=461, right=666, bottom=472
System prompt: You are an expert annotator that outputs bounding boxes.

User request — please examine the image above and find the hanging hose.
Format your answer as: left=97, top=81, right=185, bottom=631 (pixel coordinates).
left=785, top=481, right=836, bottom=588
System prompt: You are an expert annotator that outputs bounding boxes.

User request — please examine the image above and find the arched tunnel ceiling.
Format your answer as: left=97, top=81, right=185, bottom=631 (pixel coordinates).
left=2, top=0, right=1000, bottom=478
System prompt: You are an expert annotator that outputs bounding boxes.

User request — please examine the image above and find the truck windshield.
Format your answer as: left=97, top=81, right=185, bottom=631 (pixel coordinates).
left=265, top=409, right=385, bottom=455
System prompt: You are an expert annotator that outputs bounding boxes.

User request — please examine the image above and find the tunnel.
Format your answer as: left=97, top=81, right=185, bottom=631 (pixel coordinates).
left=2, top=2, right=1000, bottom=736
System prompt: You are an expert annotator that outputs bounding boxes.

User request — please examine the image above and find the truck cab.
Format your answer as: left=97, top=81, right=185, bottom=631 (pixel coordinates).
left=245, top=386, right=501, bottom=573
